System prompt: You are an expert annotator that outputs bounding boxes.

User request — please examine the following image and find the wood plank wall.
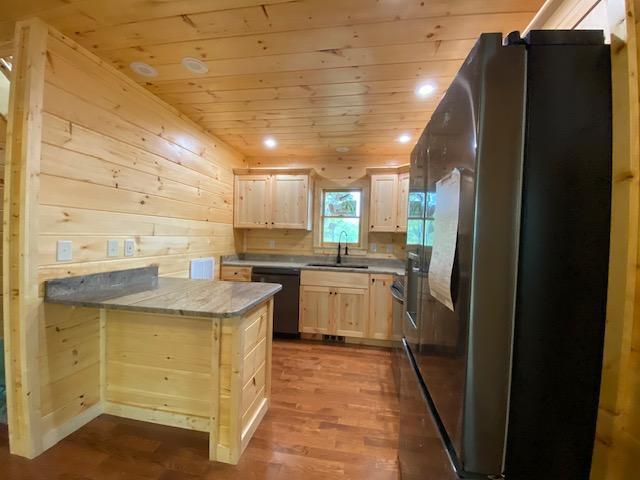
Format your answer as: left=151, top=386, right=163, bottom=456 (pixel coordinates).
left=242, top=156, right=407, bottom=258
left=0, top=115, right=5, bottom=339
left=528, top=1, right=640, bottom=478
left=19, top=26, right=245, bottom=452
left=39, top=30, right=246, bottom=283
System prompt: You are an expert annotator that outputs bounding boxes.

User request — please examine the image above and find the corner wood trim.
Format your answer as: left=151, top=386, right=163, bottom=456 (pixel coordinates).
left=3, top=18, right=48, bottom=459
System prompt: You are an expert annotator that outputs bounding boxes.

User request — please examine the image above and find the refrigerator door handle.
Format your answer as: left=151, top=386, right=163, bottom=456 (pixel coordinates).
left=405, top=310, right=418, bottom=330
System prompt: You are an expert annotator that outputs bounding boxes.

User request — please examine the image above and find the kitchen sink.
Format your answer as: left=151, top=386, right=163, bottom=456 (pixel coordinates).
left=306, top=263, right=369, bottom=269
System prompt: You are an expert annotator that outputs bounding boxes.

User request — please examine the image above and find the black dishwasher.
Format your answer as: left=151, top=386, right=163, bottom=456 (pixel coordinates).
left=251, top=267, right=300, bottom=337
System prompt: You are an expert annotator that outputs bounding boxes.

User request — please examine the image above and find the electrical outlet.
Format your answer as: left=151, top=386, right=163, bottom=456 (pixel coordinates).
left=124, top=239, right=135, bottom=257
left=56, top=240, right=73, bottom=262
left=385, top=244, right=394, bottom=253
left=370, top=243, right=377, bottom=253
left=107, top=239, right=120, bottom=257
left=268, top=239, right=276, bottom=248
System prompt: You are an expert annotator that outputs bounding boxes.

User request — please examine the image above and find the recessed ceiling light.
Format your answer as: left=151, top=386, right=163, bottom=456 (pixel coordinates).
left=397, top=133, right=412, bottom=144
left=263, top=137, right=278, bottom=149
left=129, top=61, right=158, bottom=77
left=415, top=82, right=435, bottom=98
left=336, top=146, right=350, bottom=153
left=182, top=57, right=209, bottom=74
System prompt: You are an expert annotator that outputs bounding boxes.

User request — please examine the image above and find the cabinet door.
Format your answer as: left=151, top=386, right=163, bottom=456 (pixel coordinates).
left=299, top=286, right=333, bottom=334
left=234, top=175, right=271, bottom=228
left=370, top=174, right=398, bottom=232
left=368, top=274, right=394, bottom=340
left=335, top=287, right=368, bottom=338
left=396, top=172, right=410, bottom=232
left=271, top=174, right=310, bottom=229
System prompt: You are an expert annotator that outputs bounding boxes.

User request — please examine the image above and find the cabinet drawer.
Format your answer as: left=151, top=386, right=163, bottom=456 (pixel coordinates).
left=243, top=337, right=266, bottom=386
left=220, top=265, right=252, bottom=282
left=241, top=362, right=266, bottom=429
left=242, top=306, right=268, bottom=356
left=301, top=270, right=369, bottom=288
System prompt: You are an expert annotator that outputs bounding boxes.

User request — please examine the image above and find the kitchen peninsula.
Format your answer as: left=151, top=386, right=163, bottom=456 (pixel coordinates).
left=43, top=266, right=281, bottom=465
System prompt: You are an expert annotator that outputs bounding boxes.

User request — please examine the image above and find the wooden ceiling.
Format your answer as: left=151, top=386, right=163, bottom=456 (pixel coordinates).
left=0, top=0, right=543, bottom=162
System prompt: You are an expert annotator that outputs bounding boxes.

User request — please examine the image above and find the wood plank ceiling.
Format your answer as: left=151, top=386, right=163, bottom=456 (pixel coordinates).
left=0, top=0, right=543, bottom=163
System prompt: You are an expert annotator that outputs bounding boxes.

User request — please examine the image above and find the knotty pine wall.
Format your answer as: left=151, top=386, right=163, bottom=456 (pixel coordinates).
left=242, top=155, right=407, bottom=258
left=0, top=115, right=5, bottom=339
left=39, top=31, right=246, bottom=283
left=33, top=27, right=245, bottom=446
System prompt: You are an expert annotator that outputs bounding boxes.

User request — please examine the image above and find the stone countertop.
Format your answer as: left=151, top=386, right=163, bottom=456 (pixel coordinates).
left=223, top=259, right=405, bottom=276
left=45, top=276, right=282, bottom=318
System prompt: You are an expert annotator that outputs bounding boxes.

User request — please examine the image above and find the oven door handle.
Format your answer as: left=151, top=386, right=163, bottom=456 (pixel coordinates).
left=390, top=286, right=405, bottom=304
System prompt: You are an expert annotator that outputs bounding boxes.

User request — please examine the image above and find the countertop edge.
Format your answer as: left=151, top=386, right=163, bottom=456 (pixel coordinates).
left=45, top=283, right=283, bottom=318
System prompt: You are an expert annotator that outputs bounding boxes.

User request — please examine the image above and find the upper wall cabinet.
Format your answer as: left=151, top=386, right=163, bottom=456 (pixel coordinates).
left=234, top=169, right=314, bottom=230
left=396, top=172, right=410, bottom=232
left=234, top=175, right=271, bottom=228
left=368, top=168, right=410, bottom=233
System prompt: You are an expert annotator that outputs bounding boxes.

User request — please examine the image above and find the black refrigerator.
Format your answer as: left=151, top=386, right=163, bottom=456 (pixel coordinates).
left=398, top=30, right=611, bottom=480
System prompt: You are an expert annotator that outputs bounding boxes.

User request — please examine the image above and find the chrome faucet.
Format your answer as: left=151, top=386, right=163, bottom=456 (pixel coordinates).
left=336, top=230, right=348, bottom=264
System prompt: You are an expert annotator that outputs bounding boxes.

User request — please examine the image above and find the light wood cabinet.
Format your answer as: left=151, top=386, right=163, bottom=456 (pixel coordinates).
left=233, top=170, right=313, bottom=230
left=396, top=172, right=410, bottom=233
left=334, top=287, right=368, bottom=338
left=299, top=270, right=391, bottom=340
left=368, top=274, right=394, bottom=340
left=299, top=285, right=368, bottom=338
left=369, top=174, right=398, bottom=232
left=300, top=285, right=333, bottom=334
left=271, top=174, right=311, bottom=229
left=369, top=172, right=410, bottom=232
left=220, top=265, right=253, bottom=282
left=234, top=175, right=271, bottom=229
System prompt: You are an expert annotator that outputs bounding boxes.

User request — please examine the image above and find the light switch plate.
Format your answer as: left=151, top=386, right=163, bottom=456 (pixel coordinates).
left=56, top=240, right=73, bottom=262
left=385, top=244, right=394, bottom=253
left=370, top=243, right=377, bottom=253
left=107, top=239, right=120, bottom=257
left=124, top=239, right=135, bottom=257
left=268, top=240, right=276, bottom=248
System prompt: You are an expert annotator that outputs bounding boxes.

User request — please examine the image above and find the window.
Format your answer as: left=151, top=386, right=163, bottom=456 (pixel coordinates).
left=424, top=191, right=436, bottom=247
left=406, top=191, right=436, bottom=247
left=321, top=189, right=362, bottom=245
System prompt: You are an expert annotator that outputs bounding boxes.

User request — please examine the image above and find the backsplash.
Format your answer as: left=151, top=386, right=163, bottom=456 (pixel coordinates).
left=223, top=253, right=405, bottom=270
left=238, top=229, right=406, bottom=259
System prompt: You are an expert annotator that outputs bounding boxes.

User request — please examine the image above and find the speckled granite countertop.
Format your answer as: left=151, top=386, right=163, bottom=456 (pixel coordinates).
left=222, top=254, right=405, bottom=276
left=44, top=267, right=281, bottom=318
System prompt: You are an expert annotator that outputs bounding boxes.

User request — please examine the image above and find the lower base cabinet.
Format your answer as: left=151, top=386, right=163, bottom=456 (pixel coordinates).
left=299, top=271, right=394, bottom=341
left=368, top=274, right=395, bottom=340
left=299, top=285, right=333, bottom=334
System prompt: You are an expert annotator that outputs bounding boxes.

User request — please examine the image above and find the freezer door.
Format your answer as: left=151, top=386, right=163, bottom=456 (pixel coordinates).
left=398, top=340, right=459, bottom=480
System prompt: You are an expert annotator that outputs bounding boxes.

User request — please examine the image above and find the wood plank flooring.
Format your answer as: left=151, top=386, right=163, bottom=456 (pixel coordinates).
left=0, top=340, right=400, bottom=479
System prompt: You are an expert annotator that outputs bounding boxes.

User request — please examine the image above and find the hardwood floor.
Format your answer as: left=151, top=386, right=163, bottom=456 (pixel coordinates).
left=0, top=340, right=400, bottom=479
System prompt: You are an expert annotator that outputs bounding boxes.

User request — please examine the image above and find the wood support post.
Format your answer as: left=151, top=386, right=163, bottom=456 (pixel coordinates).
left=3, top=18, right=48, bottom=459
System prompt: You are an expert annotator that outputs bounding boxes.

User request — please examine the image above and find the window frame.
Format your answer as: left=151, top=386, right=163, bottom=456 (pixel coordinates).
left=319, top=187, right=364, bottom=247
left=406, top=191, right=425, bottom=247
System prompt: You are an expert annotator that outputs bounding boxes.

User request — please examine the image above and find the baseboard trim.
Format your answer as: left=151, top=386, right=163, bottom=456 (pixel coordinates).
left=41, top=402, right=104, bottom=451
left=105, top=402, right=210, bottom=433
